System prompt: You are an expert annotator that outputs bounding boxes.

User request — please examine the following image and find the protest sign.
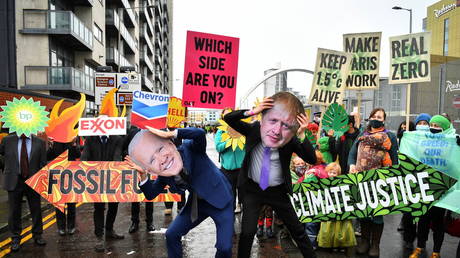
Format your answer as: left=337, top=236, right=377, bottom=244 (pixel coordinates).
left=0, top=97, right=49, bottom=137
left=46, top=94, right=85, bottom=143
left=343, top=32, right=381, bottom=89
left=78, top=117, right=126, bottom=136
left=290, top=154, right=456, bottom=223
left=26, top=151, right=181, bottom=212
left=309, top=48, right=353, bottom=106
left=131, top=91, right=169, bottom=129
left=167, top=97, right=186, bottom=128
left=399, top=131, right=460, bottom=213
left=95, top=73, right=116, bottom=105
left=182, top=31, right=239, bottom=109
left=116, top=72, right=141, bottom=105
left=389, top=32, right=431, bottom=84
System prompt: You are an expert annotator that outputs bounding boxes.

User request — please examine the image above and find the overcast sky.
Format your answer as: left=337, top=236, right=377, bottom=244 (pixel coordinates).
left=172, top=0, right=438, bottom=108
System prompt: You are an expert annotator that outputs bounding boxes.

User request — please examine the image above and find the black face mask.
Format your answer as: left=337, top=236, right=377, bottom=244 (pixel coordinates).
left=430, top=128, right=443, bottom=134
left=369, top=119, right=384, bottom=129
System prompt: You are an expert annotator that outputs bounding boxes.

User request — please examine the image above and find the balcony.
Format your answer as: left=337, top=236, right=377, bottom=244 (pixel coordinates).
left=23, top=66, right=94, bottom=96
left=73, top=0, right=94, bottom=6
left=142, top=75, right=154, bottom=91
left=140, top=50, right=154, bottom=73
left=106, top=9, right=120, bottom=31
left=144, top=31, right=154, bottom=55
left=106, top=47, right=119, bottom=66
left=21, top=10, right=93, bottom=51
left=121, top=0, right=137, bottom=28
left=120, top=22, right=137, bottom=53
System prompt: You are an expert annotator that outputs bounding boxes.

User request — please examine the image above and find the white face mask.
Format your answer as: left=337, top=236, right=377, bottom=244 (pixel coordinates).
left=416, top=125, right=429, bottom=131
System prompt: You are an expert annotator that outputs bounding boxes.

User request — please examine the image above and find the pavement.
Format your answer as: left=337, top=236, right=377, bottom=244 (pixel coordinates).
left=0, top=133, right=458, bottom=257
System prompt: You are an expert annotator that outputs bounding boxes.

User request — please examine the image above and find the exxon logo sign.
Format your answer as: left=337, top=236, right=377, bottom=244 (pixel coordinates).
left=78, top=117, right=126, bottom=136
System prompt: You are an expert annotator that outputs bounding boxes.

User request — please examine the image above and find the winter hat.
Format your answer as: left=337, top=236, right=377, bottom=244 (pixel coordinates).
left=429, top=115, right=451, bottom=131
left=415, top=113, right=431, bottom=125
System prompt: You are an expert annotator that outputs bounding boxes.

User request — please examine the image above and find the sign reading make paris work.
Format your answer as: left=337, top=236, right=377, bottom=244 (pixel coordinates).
left=131, top=90, right=169, bottom=129
left=309, top=48, right=353, bottom=106
left=343, top=32, right=381, bottom=89
left=290, top=154, right=456, bottom=223
left=389, top=32, right=431, bottom=84
left=182, top=31, right=240, bottom=109
left=26, top=151, right=181, bottom=212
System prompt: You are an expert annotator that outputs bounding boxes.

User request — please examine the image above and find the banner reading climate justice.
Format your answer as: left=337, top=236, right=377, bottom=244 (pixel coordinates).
left=309, top=48, right=353, bottom=106
left=182, top=31, right=239, bottom=109
left=290, top=154, right=456, bottom=223
left=343, top=32, right=381, bottom=89
left=389, top=32, right=431, bottom=84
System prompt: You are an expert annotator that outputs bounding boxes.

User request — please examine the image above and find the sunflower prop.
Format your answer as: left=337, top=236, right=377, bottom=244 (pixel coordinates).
left=217, top=118, right=246, bottom=151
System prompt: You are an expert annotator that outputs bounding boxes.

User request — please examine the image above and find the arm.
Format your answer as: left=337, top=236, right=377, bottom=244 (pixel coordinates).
left=139, top=177, right=169, bottom=200
left=80, top=137, right=91, bottom=161
left=214, top=130, right=227, bottom=153
left=347, top=139, right=359, bottom=172
left=328, top=137, right=337, bottom=161
left=113, top=137, right=123, bottom=161
left=176, top=127, right=207, bottom=153
left=39, top=140, right=47, bottom=169
left=292, top=137, right=317, bottom=165
left=388, top=132, right=399, bottom=165
left=223, top=110, right=253, bottom=137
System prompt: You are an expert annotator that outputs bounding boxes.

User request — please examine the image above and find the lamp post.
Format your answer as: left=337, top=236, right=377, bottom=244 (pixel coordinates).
left=392, top=5, right=413, bottom=130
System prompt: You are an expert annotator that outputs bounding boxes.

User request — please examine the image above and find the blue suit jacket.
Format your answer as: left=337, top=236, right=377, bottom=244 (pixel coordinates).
left=140, top=128, right=233, bottom=210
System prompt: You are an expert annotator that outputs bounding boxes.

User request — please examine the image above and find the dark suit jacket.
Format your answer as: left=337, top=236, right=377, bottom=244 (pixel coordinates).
left=80, top=136, right=123, bottom=162
left=0, top=134, right=47, bottom=191
left=140, top=128, right=233, bottom=210
left=224, top=110, right=317, bottom=195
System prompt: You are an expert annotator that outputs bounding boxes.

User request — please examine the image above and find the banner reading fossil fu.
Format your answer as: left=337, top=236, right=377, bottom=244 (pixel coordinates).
left=309, top=48, right=353, bottom=106
left=343, top=32, right=381, bottom=89
left=182, top=31, right=239, bottom=109
left=389, top=32, right=431, bottom=84
left=290, top=154, right=456, bottom=223
left=26, top=151, right=181, bottom=212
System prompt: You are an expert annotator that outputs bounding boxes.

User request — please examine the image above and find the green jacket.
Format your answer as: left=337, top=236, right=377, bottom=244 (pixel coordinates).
left=214, top=129, right=246, bottom=170
left=318, top=136, right=334, bottom=163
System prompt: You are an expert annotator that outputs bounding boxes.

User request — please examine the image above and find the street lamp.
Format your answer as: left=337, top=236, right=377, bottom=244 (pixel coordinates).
left=392, top=6, right=412, bottom=33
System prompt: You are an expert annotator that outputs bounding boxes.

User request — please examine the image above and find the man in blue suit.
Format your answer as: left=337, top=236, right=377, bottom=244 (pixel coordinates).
left=125, top=127, right=234, bottom=258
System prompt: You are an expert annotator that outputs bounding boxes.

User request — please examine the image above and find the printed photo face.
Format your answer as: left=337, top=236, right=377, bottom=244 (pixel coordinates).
left=260, top=104, right=296, bottom=148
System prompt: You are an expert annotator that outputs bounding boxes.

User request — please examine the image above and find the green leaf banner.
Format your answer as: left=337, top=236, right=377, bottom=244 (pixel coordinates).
left=321, top=103, right=349, bottom=137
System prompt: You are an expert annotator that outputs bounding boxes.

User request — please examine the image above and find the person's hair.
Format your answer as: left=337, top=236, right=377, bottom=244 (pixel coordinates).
left=261, top=91, right=305, bottom=130
left=366, top=108, right=386, bottom=132
left=325, top=162, right=341, bottom=176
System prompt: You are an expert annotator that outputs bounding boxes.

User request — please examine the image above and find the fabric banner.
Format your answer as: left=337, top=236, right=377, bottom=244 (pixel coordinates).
left=343, top=32, right=381, bottom=89
left=290, top=154, right=456, bottom=223
left=26, top=151, right=181, bottom=212
left=308, top=48, right=353, bottom=106
left=399, top=131, right=460, bottom=213
left=182, top=31, right=239, bottom=109
left=389, top=32, right=431, bottom=84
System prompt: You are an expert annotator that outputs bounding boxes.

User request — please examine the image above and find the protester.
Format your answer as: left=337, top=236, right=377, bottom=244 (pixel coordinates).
left=164, top=130, right=186, bottom=216
left=122, top=125, right=155, bottom=233
left=224, top=92, right=317, bottom=258
left=408, top=115, right=452, bottom=258
left=47, top=138, right=81, bottom=236
left=397, top=121, right=415, bottom=143
left=81, top=135, right=125, bottom=252
left=215, top=107, right=245, bottom=213
left=348, top=108, right=398, bottom=257
left=257, top=205, right=274, bottom=238
left=317, top=162, right=356, bottom=254
left=0, top=133, right=47, bottom=252
left=329, top=115, right=360, bottom=174
left=414, top=113, right=432, bottom=131
left=125, top=127, right=234, bottom=258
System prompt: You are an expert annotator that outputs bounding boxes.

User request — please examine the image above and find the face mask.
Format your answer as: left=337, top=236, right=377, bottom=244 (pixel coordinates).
left=430, top=127, right=443, bottom=134
left=416, top=125, right=429, bottom=131
left=369, top=119, right=384, bottom=128
left=314, top=117, right=321, bottom=123
left=295, top=166, right=306, bottom=174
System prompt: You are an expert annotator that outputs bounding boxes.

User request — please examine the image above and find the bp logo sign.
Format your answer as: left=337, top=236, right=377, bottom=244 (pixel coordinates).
left=290, top=154, right=456, bottom=223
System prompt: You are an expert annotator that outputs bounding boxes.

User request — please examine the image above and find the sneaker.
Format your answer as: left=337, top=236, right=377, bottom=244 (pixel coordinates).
left=94, top=238, right=105, bottom=252
left=164, top=208, right=172, bottom=216
left=409, top=248, right=423, bottom=258
left=430, top=252, right=441, bottom=258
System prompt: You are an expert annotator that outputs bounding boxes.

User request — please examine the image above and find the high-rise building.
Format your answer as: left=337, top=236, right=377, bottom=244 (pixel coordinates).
left=263, top=67, right=287, bottom=97
left=0, top=0, right=172, bottom=115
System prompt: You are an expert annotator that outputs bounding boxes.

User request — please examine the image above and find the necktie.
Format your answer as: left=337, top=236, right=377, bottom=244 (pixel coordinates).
left=20, top=135, right=29, bottom=179
left=101, top=136, right=108, bottom=144
left=259, top=147, right=271, bottom=190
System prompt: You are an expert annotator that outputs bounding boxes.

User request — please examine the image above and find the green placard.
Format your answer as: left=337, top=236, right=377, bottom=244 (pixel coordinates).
left=322, top=103, right=349, bottom=137
left=290, top=153, right=456, bottom=223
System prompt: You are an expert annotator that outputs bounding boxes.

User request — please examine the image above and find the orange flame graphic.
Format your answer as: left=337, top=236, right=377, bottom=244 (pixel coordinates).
left=45, top=93, right=86, bottom=143
left=100, top=88, right=126, bottom=117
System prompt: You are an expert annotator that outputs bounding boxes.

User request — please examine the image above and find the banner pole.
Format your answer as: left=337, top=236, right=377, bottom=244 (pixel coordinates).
left=357, top=90, right=363, bottom=115
left=317, top=105, right=326, bottom=144
left=406, top=83, right=411, bottom=129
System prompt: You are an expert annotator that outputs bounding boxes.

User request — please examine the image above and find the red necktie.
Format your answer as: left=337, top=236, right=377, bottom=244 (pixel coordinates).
left=20, top=135, right=29, bottom=178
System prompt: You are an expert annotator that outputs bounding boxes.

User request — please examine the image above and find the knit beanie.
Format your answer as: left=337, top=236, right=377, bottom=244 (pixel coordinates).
left=429, top=115, right=451, bottom=131
left=415, top=113, right=431, bottom=125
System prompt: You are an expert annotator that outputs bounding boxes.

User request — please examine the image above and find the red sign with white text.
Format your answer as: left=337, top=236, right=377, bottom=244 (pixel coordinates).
left=79, top=117, right=126, bottom=136
left=182, top=31, right=239, bottom=109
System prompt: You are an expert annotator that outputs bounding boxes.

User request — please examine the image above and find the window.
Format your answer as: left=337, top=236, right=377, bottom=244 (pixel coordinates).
left=443, top=18, right=449, bottom=56
left=93, top=23, right=103, bottom=43
left=391, top=86, right=401, bottom=112
left=376, top=89, right=383, bottom=107
left=84, top=64, right=95, bottom=92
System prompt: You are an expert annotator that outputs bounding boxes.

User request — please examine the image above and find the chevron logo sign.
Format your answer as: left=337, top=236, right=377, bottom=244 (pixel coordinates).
left=131, top=91, right=170, bottom=129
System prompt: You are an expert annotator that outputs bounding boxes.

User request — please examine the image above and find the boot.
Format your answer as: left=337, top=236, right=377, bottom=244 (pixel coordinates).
left=430, top=252, right=440, bottom=258
left=368, top=223, right=384, bottom=257
left=409, top=247, right=423, bottom=258
left=356, top=221, right=370, bottom=254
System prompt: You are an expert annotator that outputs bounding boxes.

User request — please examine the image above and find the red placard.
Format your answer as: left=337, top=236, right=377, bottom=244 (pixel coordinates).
left=182, top=31, right=239, bottom=109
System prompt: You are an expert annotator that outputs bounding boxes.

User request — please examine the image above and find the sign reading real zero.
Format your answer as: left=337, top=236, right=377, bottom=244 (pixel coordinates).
left=182, top=31, right=239, bottom=109
left=131, top=91, right=169, bottom=129
left=79, top=117, right=126, bottom=136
